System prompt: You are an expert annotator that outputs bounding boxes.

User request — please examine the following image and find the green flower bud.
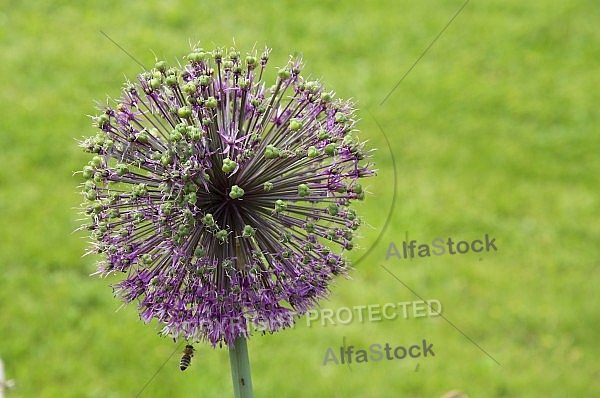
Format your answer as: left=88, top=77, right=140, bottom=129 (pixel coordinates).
left=280, top=231, right=291, bottom=243
left=325, top=143, right=337, bottom=156
left=242, top=225, right=256, bottom=238
left=140, top=253, right=153, bottom=265
left=202, top=213, right=215, bottom=226
left=134, top=211, right=145, bottom=223
left=161, top=153, right=173, bottom=166
left=335, top=112, right=348, bottom=123
left=222, top=158, right=237, bottom=173
left=136, top=131, right=149, bottom=144
left=107, top=207, right=119, bottom=218
left=165, top=75, right=178, bottom=86
left=187, top=52, right=200, bottom=62
left=263, top=182, right=273, bottom=192
left=93, top=172, right=104, bottom=184
left=183, top=208, right=193, bottom=221
left=97, top=222, right=108, bottom=234
left=274, top=199, right=287, bottom=212
left=183, top=182, right=197, bottom=194
left=170, top=130, right=182, bottom=142
left=178, top=224, right=190, bottom=235
left=344, top=229, right=353, bottom=240
left=229, top=185, right=245, bottom=199
left=83, top=180, right=95, bottom=191
left=318, top=130, right=330, bottom=140
left=183, top=82, right=197, bottom=94
left=115, top=163, right=128, bottom=176
left=150, top=78, right=161, bottom=90
left=245, top=56, right=257, bottom=67
left=199, top=75, right=211, bottom=86
left=347, top=209, right=356, bottom=220
left=327, top=229, right=336, bottom=241
left=189, top=126, right=202, bottom=140
left=342, top=134, right=354, bottom=147
left=352, top=183, right=363, bottom=194
left=289, top=119, right=303, bottom=131
left=134, top=183, right=148, bottom=197
left=216, top=229, right=228, bottom=242
left=177, top=106, right=192, bottom=118
left=328, top=203, right=338, bottom=216
left=186, top=192, right=197, bottom=205
left=155, top=60, right=167, bottom=73
left=307, top=146, right=319, bottom=158
left=277, top=68, right=290, bottom=79
left=186, top=95, right=197, bottom=105
left=82, top=166, right=94, bottom=179
left=228, top=50, right=240, bottom=60
left=108, top=192, right=119, bottom=204
left=239, top=78, right=250, bottom=89
left=278, top=150, right=289, bottom=159
left=86, top=189, right=97, bottom=201
left=305, top=222, right=315, bottom=233
left=264, top=144, right=280, bottom=159
left=205, top=97, right=218, bottom=108
left=298, top=183, right=310, bottom=197
left=90, top=156, right=102, bottom=167
left=97, top=114, right=109, bottom=129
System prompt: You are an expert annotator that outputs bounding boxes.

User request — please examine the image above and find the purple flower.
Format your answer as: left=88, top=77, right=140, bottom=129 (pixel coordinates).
left=78, top=45, right=375, bottom=347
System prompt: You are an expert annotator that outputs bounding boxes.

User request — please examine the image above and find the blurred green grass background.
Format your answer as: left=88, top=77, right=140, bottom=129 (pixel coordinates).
left=1, top=0, right=599, bottom=397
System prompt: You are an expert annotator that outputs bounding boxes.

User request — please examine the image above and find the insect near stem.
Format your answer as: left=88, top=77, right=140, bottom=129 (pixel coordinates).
left=180, top=345, right=195, bottom=371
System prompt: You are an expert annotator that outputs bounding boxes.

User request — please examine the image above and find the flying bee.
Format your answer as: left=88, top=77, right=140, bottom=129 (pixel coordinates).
left=180, top=344, right=195, bottom=371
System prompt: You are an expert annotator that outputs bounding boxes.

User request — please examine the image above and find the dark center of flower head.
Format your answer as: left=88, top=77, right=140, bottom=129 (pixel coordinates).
left=79, top=45, right=375, bottom=347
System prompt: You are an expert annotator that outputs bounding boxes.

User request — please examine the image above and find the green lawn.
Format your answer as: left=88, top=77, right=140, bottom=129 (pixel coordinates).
left=1, top=0, right=599, bottom=396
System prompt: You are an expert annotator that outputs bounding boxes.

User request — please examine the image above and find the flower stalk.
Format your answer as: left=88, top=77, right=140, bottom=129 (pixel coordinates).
left=228, top=337, right=253, bottom=398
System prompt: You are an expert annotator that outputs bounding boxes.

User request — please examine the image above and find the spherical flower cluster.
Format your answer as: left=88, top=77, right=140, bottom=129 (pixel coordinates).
left=79, top=45, right=375, bottom=347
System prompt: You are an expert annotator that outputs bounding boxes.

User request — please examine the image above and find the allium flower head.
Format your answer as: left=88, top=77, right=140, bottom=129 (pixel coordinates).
left=79, top=45, right=375, bottom=347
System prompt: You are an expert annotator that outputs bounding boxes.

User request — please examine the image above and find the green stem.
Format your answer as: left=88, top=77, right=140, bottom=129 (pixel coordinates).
left=228, top=337, right=253, bottom=398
